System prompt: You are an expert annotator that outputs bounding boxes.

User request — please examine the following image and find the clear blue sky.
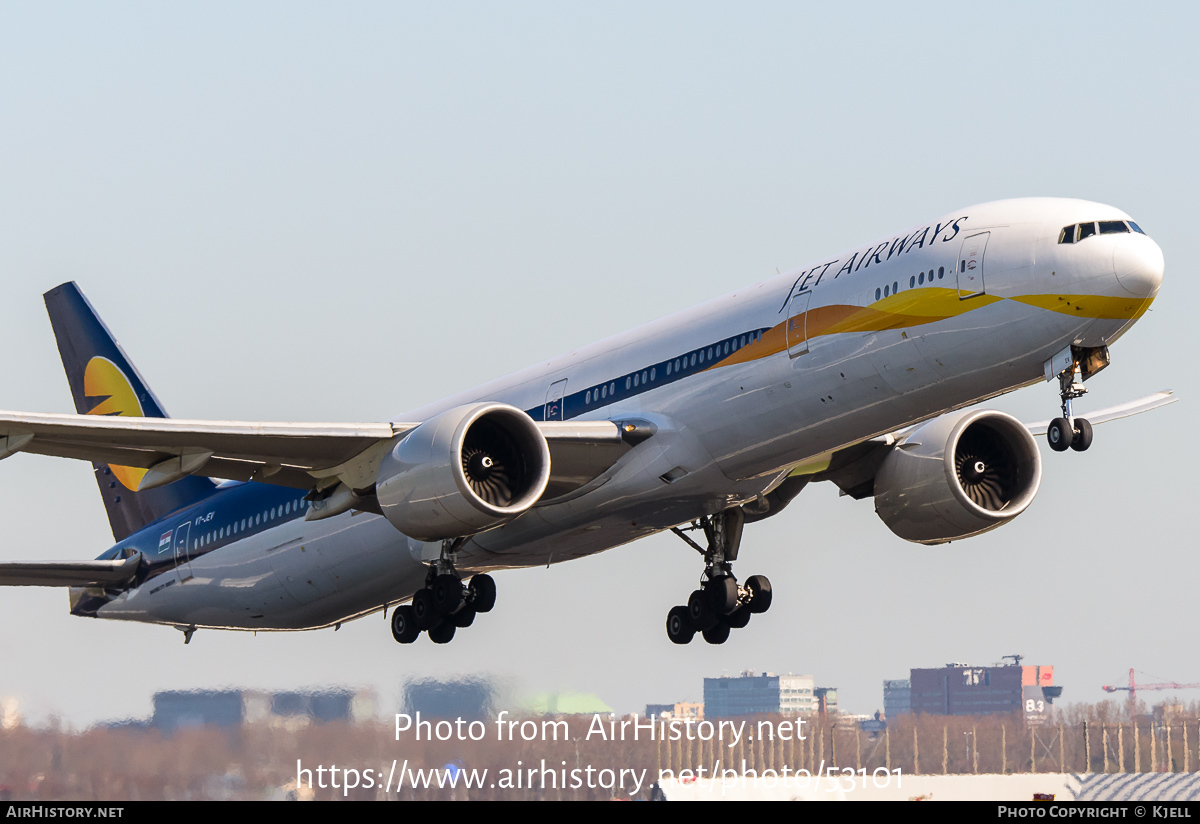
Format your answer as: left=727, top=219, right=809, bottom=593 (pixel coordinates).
left=0, top=2, right=1193, bottom=726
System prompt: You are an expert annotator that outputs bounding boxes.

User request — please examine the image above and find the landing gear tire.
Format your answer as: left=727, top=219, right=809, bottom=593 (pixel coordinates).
left=687, top=589, right=718, bottom=631
left=427, top=621, right=456, bottom=644
left=411, top=588, right=437, bottom=629
left=666, top=606, right=695, bottom=645
left=726, top=606, right=751, bottom=629
left=746, top=575, right=773, bottom=614
left=1047, top=417, right=1073, bottom=452
left=702, top=622, right=731, bottom=645
left=433, top=574, right=464, bottom=612
left=1070, top=418, right=1093, bottom=452
left=469, top=574, right=497, bottom=613
left=452, top=607, right=477, bottom=628
left=391, top=605, right=420, bottom=644
left=707, top=575, right=739, bottom=614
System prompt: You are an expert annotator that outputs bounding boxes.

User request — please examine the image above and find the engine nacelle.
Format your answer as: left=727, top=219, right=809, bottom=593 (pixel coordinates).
left=376, top=402, right=551, bottom=542
left=874, top=410, right=1041, bottom=545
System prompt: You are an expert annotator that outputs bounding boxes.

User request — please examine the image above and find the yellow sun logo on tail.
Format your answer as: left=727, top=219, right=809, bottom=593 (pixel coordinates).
left=83, top=357, right=148, bottom=491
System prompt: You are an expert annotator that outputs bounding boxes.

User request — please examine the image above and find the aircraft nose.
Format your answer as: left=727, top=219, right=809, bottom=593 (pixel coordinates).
left=1113, top=235, right=1164, bottom=298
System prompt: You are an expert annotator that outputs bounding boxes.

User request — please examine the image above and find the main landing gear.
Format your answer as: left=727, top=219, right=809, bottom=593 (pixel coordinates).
left=665, top=508, right=772, bottom=645
left=391, top=538, right=496, bottom=645
left=1047, top=358, right=1093, bottom=453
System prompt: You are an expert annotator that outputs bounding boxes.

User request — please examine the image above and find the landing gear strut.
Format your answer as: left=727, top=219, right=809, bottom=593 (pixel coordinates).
left=1048, top=357, right=1093, bottom=453
left=391, top=537, right=496, bottom=645
left=665, top=509, right=772, bottom=645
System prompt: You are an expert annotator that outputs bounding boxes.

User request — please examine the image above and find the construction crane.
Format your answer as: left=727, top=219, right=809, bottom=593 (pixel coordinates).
left=1102, top=669, right=1200, bottom=708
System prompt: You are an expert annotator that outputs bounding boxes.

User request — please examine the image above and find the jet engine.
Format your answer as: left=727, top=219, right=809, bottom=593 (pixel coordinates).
left=376, top=402, right=551, bottom=542
left=873, top=410, right=1041, bottom=544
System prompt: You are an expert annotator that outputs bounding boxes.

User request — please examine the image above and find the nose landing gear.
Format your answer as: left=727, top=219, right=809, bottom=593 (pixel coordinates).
left=391, top=538, right=496, bottom=645
left=1047, top=349, right=1100, bottom=453
left=665, top=509, right=772, bottom=645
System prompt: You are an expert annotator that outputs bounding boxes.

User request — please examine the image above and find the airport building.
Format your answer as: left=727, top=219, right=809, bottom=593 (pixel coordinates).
left=703, top=672, right=816, bottom=717
left=908, top=662, right=1060, bottom=723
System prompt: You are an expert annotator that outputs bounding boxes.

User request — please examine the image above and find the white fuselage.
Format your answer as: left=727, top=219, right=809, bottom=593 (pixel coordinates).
left=90, top=198, right=1164, bottom=630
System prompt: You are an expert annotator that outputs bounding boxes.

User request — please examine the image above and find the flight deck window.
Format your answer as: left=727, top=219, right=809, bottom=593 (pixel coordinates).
left=1059, top=225, right=1077, bottom=244
left=1129, top=221, right=1145, bottom=234
left=1077, top=222, right=1097, bottom=240
left=1099, top=220, right=1129, bottom=235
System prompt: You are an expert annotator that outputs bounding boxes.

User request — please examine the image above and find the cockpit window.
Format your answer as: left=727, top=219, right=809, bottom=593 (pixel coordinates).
left=1060, top=219, right=1146, bottom=244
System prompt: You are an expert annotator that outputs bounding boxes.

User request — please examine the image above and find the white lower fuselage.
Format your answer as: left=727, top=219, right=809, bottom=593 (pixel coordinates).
left=89, top=198, right=1163, bottom=630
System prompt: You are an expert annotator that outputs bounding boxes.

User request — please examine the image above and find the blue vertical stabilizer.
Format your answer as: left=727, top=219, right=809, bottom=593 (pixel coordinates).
left=44, top=282, right=218, bottom=542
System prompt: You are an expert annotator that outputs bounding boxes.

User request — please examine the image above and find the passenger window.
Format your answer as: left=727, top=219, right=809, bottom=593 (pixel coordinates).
left=893, top=281, right=898, bottom=294
left=633, top=373, right=639, bottom=387
left=650, top=367, right=656, bottom=380
left=909, top=276, right=915, bottom=288
left=1058, top=225, right=1076, bottom=244
left=740, top=336, right=746, bottom=347
left=875, top=288, right=881, bottom=300
left=586, top=390, right=591, bottom=403
left=938, top=266, right=944, bottom=279
left=609, top=382, right=615, bottom=394
left=919, top=272, right=924, bottom=285
left=1099, top=220, right=1128, bottom=235
left=884, top=285, right=890, bottom=297
left=641, top=370, right=648, bottom=383
left=625, top=377, right=632, bottom=390
left=1078, top=222, right=1097, bottom=240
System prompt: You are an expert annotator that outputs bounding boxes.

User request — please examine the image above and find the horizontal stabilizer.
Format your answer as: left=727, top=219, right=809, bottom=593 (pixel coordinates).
left=0, top=555, right=140, bottom=587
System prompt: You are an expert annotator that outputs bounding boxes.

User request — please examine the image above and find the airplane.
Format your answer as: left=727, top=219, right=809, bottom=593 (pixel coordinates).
left=0, top=197, right=1172, bottom=647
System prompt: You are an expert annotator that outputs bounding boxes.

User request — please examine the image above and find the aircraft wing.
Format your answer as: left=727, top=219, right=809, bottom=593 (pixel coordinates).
left=0, top=555, right=140, bottom=587
left=0, top=410, right=631, bottom=496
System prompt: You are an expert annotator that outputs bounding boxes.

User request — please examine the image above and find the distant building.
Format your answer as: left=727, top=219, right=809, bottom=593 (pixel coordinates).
left=645, top=702, right=703, bottom=721
left=814, top=687, right=838, bottom=715
left=703, top=672, right=815, bottom=717
left=883, top=679, right=912, bottom=717
left=152, top=689, right=375, bottom=731
left=403, top=678, right=495, bottom=719
left=909, top=662, right=1059, bottom=723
